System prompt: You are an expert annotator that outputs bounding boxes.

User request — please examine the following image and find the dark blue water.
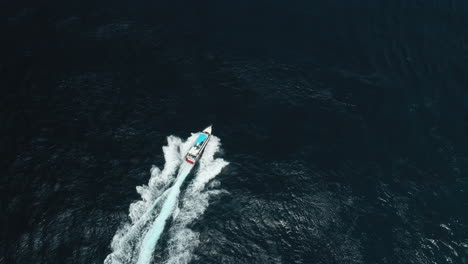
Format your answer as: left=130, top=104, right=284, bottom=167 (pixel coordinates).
left=1, top=0, right=468, bottom=263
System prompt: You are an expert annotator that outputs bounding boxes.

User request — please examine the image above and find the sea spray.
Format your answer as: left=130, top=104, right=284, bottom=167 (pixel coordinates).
left=165, top=136, right=229, bottom=264
left=104, top=134, right=197, bottom=264
left=104, top=133, right=228, bottom=264
left=135, top=163, right=193, bottom=264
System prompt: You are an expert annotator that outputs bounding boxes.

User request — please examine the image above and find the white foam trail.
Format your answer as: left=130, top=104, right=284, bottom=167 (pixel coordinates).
left=105, top=133, right=228, bottom=264
left=104, top=134, right=198, bottom=264
left=135, top=163, right=193, bottom=264
left=165, top=136, right=229, bottom=264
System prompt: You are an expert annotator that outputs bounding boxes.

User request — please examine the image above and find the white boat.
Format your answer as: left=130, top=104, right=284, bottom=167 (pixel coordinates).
left=185, top=125, right=212, bottom=164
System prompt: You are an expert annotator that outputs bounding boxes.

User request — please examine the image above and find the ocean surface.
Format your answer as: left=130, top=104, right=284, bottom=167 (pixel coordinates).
left=1, top=0, right=468, bottom=263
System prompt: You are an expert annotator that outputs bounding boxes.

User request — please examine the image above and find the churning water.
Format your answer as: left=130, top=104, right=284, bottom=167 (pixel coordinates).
left=104, top=134, right=228, bottom=264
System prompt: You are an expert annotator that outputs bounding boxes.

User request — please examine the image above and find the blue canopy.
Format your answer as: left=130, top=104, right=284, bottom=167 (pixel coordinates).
left=195, top=133, right=208, bottom=146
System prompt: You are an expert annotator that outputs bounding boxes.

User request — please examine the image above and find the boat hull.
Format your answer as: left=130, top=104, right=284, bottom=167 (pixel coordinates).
left=185, top=125, right=212, bottom=164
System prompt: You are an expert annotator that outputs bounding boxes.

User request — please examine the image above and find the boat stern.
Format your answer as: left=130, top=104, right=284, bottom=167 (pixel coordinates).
left=185, top=154, right=195, bottom=164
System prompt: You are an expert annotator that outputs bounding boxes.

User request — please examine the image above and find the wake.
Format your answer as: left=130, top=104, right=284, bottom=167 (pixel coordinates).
left=104, top=134, right=228, bottom=264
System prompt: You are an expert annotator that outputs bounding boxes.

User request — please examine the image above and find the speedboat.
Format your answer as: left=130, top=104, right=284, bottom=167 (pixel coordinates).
left=185, top=125, right=212, bottom=164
